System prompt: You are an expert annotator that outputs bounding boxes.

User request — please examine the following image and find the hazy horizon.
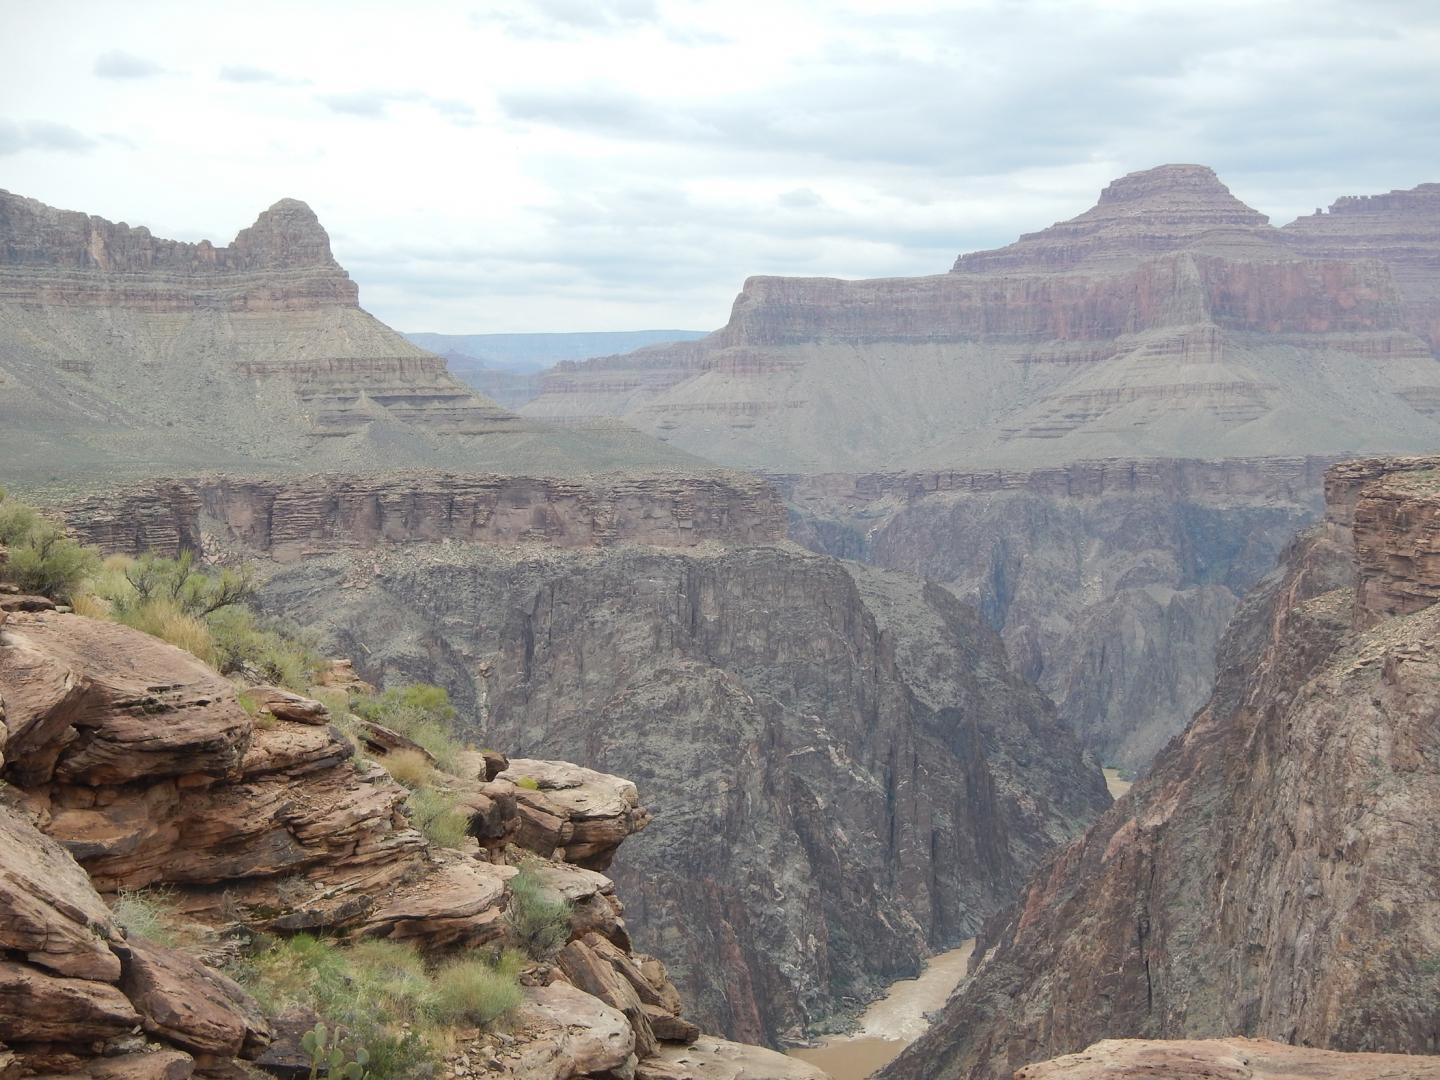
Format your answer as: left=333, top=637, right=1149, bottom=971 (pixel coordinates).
left=4, top=0, right=1437, bottom=333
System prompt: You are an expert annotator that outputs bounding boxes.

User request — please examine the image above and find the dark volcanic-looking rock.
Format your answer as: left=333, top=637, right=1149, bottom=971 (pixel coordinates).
left=257, top=541, right=1109, bottom=1046
left=878, top=456, right=1440, bottom=1080
left=781, top=457, right=1328, bottom=768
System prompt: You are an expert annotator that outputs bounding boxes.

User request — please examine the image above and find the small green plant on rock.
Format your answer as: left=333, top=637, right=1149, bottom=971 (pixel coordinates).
left=505, top=868, right=572, bottom=960
left=406, top=785, right=469, bottom=848
left=301, top=1022, right=371, bottom=1080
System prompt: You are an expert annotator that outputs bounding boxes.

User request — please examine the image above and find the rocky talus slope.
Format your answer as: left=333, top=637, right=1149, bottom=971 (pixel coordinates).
left=0, top=600, right=821, bottom=1079
left=780, top=457, right=1328, bottom=768
left=877, top=455, right=1440, bottom=1080
left=521, top=164, right=1440, bottom=472
left=253, top=540, right=1110, bottom=1047
left=0, top=189, right=695, bottom=482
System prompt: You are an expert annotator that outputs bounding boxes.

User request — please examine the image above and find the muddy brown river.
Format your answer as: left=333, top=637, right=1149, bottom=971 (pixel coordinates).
left=786, top=938, right=976, bottom=1079
left=788, top=768, right=1132, bottom=1078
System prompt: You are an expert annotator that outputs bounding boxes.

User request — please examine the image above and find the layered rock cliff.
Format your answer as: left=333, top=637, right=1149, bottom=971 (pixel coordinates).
left=57, top=471, right=786, bottom=561
left=521, top=164, right=1440, bottom=472
left=782, top=457, right=1329, bottom=768
left=0, top=599, right=821, bottom=1079
left=0, top=190, right=692, bottom=482
left=253, top=540, right=1110, bottom=1047
left=878, top=455, right=1440, bottom=1080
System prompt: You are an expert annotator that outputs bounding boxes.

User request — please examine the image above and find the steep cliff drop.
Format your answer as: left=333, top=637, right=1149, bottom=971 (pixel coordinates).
left=0, top=586, right=829, bottom=1079
left=876, top=455, right=1440, bottom=1080
left=518, top=164, right=1440, bottom=772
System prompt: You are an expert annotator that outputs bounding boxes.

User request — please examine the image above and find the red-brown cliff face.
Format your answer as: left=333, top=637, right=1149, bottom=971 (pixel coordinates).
left=1283, top=183, right=1440, bottom=353
left=877, top=455, right=1440, bottom=1080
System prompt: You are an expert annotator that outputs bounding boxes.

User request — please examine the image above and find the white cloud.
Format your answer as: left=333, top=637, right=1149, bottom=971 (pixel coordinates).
left=1, top=0, right=1435, bottom=331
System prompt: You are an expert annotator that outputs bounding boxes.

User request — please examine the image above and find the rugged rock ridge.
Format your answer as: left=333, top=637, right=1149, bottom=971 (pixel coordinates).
left=0, top=606, right=818, bottom=1079
left=520, top=163, right=1440, bottom=471
left=255, top=541, right=1109, bottom=1047
left=877, top=455, right=1440, bottom=1079
left=57, top=471, right=787, bottom=560
left=783, top=456, right=1330, bottom=768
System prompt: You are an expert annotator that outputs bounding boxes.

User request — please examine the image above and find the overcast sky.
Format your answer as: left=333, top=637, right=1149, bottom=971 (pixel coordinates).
left=3, top=0, right=1437, bottom=333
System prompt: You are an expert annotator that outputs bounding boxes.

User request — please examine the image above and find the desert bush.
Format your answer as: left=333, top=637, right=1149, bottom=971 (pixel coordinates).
left=4, top=520, right=99, bottom=602
left=351, top=685, right=465, bottom=772
left=235, top=933, right=521, bottom=1079
left=429, top=956, right=523, bottom=1027
left=0, top=490, right=40, bottom=545
left=406, top=786, right=469, bottom=848
left=117, top=596, right=219, bottom=666
left=111, top=888, right=181, bottom=947
left=208, top=605, right=322, bottom=690
left=513, top=775, right=540, bottom=791
left=504, top=868, right=572, bottom=960
left=382, top=749, right=434, bottom=790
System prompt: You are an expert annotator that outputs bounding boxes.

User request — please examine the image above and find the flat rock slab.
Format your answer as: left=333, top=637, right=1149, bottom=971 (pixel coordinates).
left=503, top=981, right=636, bottom=1078
left=639, top=1036, right=832, bottom=1079
left=1016, top=1038, right=1440, bottom=1079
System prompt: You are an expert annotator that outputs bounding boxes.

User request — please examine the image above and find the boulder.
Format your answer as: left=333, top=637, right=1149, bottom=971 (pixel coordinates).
left=242, top=686, right=329, bottom=725
left=504, top=982, right=635, bottom=1079
left=117, top=937, right=271, bottom=1059
left=637, top=1036, right=831, bottom=1079
left=0, top=959, right=140, bottom=1042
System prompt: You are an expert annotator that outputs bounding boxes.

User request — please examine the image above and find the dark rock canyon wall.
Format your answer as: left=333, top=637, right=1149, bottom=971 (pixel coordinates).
left=255, top=541, right=1110, bottom=1047
left=879, top=455, right=1440, bottom=1080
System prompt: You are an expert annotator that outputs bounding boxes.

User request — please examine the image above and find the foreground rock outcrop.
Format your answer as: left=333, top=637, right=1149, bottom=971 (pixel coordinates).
left=257, top=539, right=1110, bottom=1046
left=878, top=455, right=1440, bottom=1079
left=0, top=608, right=819, bottom=1078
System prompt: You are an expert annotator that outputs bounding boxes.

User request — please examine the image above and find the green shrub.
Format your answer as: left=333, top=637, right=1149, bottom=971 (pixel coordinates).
left=234, top=933, right=521, bottom=1079
left=111, top=888, right=181, bottom=947
left=0, top=491, right=40, bottom=545
left=115, top=597, right=218, bottom=667
left=121, top=551, right=255, bottom=618
left=513, top=775, right=540, bottom=791
left=208, top=605, right=321, bottom=690
left=406, top=786, right=469, bottom=849
left=429, top=956, right=523, bottom=1028
left=5, top=520, right=99, bottom=602
left=505, top=869, right=572, bottom=960
left=351, top=685, right=465, bottom=772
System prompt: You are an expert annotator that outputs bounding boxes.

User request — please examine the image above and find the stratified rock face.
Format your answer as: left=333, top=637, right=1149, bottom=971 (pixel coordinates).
left=1347, top=459, right=1440, bottom=620
left=0, top=189, right=692, bottom=482
left=257, top=541, right=1110, bottom=1047
left=782, top=457, right=1328, bottom=768
left=878, top=456, right=1440, bottom=1080
left=1017, top=1038, right=1440, bottom=1080
left=56, top=470, right=786, bottom=560
left=1284, top=183, right=1440, bottom=353
left=953, top=165, right=1274, bottom=274
left=521, top=164, right=1440, bottom=472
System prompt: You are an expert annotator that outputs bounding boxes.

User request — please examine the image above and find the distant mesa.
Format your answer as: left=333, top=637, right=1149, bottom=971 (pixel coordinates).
left=519, top=163, right=1440, bottom=474
left=0, top=189, right=697, bottom=483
